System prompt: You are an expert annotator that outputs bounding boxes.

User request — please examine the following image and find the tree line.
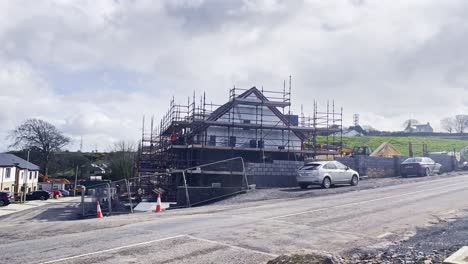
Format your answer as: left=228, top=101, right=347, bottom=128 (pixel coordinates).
left=8, top=118, right=137, bottom=181
left=440, top=115, right=468, bottom=133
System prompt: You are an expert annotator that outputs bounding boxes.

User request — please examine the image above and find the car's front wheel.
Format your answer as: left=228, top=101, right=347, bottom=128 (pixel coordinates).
left=0, top=200, right=5, bottom=206
left=322, top=177, right=331, bottom=189
left=40, top=196, right=45, bottom=200
left=425, top=168, right=431, bottom=177
left=350, top=175, right=359, bottom=186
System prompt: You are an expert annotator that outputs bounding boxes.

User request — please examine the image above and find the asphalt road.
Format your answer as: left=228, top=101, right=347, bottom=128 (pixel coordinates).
left=0, top=197, right=81, bottom=221
left=1, top=174, right=468, bottom=264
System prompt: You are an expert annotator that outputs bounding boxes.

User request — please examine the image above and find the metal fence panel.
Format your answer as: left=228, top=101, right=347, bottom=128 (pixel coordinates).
left=81, top=183, right=111, bottom=217
left=80, top=158, right=248, bottom=216
left=176, top=157, right=248, bottom=207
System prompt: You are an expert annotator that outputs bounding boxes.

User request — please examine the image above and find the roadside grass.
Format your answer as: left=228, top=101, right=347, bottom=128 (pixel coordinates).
left=317, top=136, right=468, bottom=157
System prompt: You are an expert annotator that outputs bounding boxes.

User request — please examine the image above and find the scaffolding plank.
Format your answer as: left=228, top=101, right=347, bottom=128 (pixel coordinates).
left=188, top=120, right=339, bottom=133
left=165, top=144, right=339, bottom=155
left=232, top=98, right=290, bottom=107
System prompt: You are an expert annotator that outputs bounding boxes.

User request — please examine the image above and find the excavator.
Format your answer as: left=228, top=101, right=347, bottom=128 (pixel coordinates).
left=303, top=140, right=371, bottom=157
left=340, top=146, right=372, bottom=156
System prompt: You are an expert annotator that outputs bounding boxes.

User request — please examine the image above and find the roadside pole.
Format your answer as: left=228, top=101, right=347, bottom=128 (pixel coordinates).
left=74, top=165, right=78, bottom=197
left=126, top=179, right=133, bottom=213
left=23, top=150, right=30, bottom=203
left=182, top=171, right=191, bottom=207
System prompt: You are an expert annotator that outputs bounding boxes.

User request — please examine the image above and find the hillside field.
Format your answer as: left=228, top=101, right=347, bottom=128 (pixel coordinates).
left=317, top=136, right=468, bottom=157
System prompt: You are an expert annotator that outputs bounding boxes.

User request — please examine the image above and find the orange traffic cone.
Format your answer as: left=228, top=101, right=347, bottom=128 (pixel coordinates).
left=155, top=193, right=162, bottom=212
left=96, top=201, right=103, bottom=218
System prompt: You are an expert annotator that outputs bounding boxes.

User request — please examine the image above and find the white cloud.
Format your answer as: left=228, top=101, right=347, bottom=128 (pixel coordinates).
left=1, top=0, right=468, bottom=151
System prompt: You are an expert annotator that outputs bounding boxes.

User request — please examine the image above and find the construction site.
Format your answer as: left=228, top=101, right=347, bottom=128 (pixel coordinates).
left=135, top=79, right=344, bottom=206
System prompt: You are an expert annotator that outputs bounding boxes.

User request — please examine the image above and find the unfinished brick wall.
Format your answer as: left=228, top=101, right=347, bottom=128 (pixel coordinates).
left=246, top=154, right=455, bottom=186
left=337, top=154, right=454, bottom=177
left=336, top=156, right=406, bottom=178
left=429, top=153, right=455, bottom=173
left=246, top=160, right=304, bottom=188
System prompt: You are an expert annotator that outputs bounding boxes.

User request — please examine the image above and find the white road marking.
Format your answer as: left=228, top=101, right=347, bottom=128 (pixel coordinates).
left=185, top=235, right=278, bottom=257
left=39, top=234, right=277, bottom=264
left=267, top=179, right=468, bottom=220
left=39, top=234, right=187, bottom=264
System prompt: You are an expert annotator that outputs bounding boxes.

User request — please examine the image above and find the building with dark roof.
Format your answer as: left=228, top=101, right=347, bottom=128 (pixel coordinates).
left=136, top=85, right=343, bottom=206
left=0, top=153, right=40, bottom=193
left=404, top=122, right=434, bottom=133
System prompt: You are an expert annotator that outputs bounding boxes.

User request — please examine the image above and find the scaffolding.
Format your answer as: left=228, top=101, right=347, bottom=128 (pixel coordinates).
left=137, top=80, right=343, bottom=175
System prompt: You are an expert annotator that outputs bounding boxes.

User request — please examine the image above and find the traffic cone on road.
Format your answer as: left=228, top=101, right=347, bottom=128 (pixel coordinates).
left=155, top=193, right=162, bottom=212
left=96, top=201, right=103, bottom=218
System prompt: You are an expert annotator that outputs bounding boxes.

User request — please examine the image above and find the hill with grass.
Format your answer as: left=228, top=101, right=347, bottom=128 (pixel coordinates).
left=317, top=136, right=468, bottom=157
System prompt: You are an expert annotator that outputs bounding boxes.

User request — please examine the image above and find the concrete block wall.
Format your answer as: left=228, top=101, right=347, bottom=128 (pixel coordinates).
left=393, top=156, right=409, bottom=176
left=337, top=154, right=454, bottom=178
left=365, top=157, right=396, bottom=177
left=246, top=160, right=304, bottom=188
left=245, top=154, right=456, bottom=187
left=335, top=157, right=355, bottom=170
left=429, top=154, right=455, bottom=173
left=336, top=156, right=402, bottom=178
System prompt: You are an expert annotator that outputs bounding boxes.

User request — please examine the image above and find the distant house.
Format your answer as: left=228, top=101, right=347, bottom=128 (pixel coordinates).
left=0, top=153, right=40, bottom=194
left=81, top=163, right=107, bottom=178
left=404, top=122, right=434, bottom=133
left=342, top=125, right=366, bottom=137
left=90, top=164, right=106, bottom=175
left=38, top=182, right=66, bottom=192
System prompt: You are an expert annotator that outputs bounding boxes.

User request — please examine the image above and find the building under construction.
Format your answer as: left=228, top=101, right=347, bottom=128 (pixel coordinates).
left=138, top=81, right=343, bottom=175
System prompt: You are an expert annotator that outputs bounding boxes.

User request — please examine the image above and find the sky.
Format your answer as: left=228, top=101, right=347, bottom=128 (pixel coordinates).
left=0, top=0, right=467, bottom=152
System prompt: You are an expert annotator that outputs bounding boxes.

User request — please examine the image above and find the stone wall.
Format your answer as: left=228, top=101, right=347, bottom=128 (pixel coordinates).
left=246, top=160, right=304, bottom=188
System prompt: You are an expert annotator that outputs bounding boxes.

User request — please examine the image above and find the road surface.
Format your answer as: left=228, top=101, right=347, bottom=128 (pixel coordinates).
left=0, top=197, right=80, bottom=218
left=1, top=174, right=468, bottom=263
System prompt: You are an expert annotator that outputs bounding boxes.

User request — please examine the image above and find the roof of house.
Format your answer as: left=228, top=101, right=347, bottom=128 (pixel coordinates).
left=190, top=86, right=306, bottom=140
left=414, top=124, right=432, bottom=129
left=0, top=153, right=40, bottom=170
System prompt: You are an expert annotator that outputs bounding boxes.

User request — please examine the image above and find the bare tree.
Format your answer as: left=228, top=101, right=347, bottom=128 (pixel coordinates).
left=454, top=115, right=468, bottom=133
left=440, top=117, right=455, bottom=133
left=107, top=141, right=136, bottom=180
left=9, top=119, right=70, bottom=175
left=402, top=119, right=419, bottom=130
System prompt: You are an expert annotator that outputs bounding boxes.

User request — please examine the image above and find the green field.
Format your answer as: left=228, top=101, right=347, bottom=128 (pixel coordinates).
left=317, top=136, right=468, bottom=157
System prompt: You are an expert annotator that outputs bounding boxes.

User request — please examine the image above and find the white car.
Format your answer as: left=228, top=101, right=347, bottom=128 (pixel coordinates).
left=296, top=161, right=360, bottom=189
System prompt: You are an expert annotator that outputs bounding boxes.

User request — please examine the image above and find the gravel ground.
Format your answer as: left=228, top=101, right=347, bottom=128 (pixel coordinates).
left=216, top=171, right=467, bottom=206
left=345, top=210, right=468, bottom=263
left=267, top=211, right=468, bottom=264
left=222, top=172, right=468, bottom=263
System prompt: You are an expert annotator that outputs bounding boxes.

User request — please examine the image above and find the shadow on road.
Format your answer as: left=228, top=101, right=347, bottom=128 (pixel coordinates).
left=34, top=201, right=82, bottom=221
left=0, top=200, right=82, bottom=222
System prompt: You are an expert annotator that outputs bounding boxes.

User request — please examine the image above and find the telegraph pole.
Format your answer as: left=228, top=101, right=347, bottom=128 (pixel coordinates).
left=23, top=150, right=30, bottom=203
left=74, top=165, right=78, bottom=197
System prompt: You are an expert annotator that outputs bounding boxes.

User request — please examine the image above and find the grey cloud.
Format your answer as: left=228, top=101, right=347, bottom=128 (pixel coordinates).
left=1, top=0, right=468, bottom=150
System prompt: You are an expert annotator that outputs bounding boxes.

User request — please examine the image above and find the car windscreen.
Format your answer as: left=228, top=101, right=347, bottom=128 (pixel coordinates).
left=299, top=164, right=322, bottom=170
left=402, top=158, right=423, bottom=164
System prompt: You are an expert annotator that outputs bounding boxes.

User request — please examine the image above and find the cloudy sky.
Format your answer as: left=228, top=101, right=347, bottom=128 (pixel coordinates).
left=1, top=0, right=467, bottom=152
